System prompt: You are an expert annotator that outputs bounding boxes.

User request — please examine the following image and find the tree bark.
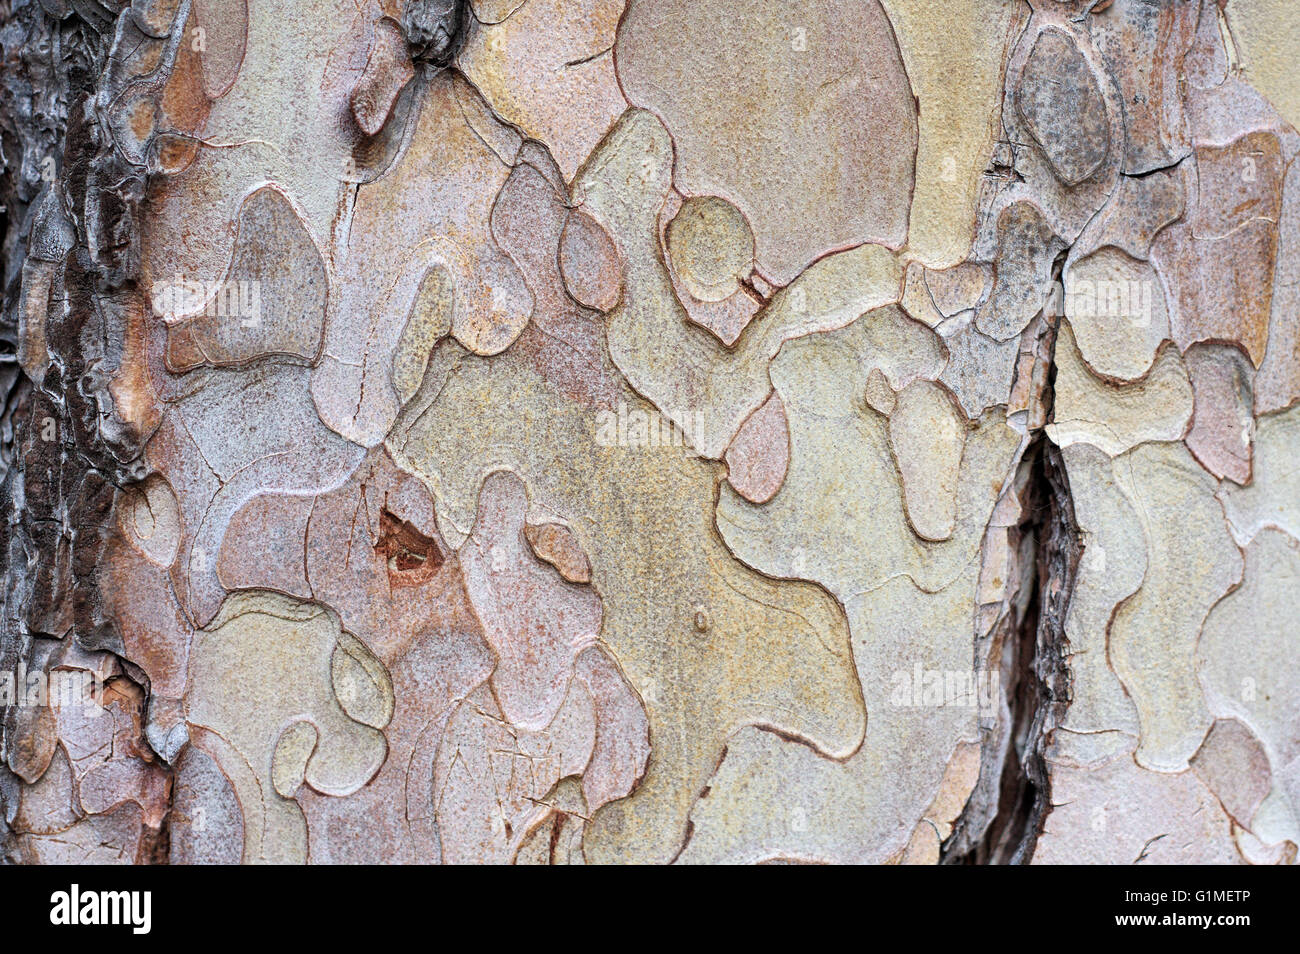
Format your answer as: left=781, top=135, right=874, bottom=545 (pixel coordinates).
left=0, top=0, right=1296, bottom=865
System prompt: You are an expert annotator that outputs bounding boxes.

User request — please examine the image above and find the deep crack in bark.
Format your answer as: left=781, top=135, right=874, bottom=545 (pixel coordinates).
left=943, top=256, right=1082, bottom=865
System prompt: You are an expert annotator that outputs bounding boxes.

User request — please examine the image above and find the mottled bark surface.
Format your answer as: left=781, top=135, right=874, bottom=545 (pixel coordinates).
left=0, top=0, right=1296, bottom=865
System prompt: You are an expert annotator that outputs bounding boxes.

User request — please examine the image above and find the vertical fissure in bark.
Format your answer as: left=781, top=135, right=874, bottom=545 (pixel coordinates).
left=951, top=437, right=1078, bottom=864
left=944, top=254, right=1081, bottom=865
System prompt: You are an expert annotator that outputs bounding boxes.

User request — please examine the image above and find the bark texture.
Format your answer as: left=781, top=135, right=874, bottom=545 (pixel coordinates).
left=0, top=0, right=1296, bottom=865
